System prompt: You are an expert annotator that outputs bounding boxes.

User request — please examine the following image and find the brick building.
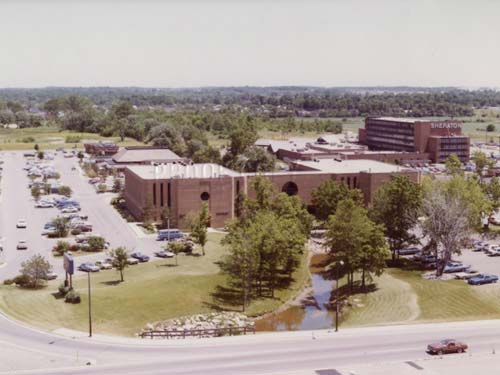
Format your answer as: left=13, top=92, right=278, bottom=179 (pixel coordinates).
left=123, top=160, right=420, bottom=229
left=359, top=117, right=470, bottom=163
left=83, top=141, right=119, bottom=156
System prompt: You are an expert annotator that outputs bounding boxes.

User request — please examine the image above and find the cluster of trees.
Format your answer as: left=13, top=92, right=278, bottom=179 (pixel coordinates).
left=221, top=176, right=312, bottom=311
left=5, top=87, right=500, bottom=118
left=0, top=99, right=43, bottom=128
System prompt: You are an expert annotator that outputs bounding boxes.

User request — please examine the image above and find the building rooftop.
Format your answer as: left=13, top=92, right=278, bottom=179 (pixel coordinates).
left=126, top=163, right=241, bottom=180
left=112, top=147, right=183, bottom=164
left=291, top=159, right=413, bottom=174
left=371, top=117, right=427, bottom=124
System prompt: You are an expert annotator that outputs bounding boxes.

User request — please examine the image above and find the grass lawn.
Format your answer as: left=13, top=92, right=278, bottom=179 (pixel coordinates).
left=0, top=126, right=143, bottom=150
left=342, top=268, right=500, bottom=327
left=0, top=233, right=310, bottom=336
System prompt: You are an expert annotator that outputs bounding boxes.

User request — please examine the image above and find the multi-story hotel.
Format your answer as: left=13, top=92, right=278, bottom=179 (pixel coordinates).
left=358, top=117, right=470, bottom=163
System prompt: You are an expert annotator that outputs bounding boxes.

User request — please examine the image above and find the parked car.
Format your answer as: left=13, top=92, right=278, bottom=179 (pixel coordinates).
left=35, top=201, right=54, bottom=208
left=155, top=250, right=175, bottom=258
left=468, top=274, right=499, bottom=285
left=454, top=271, right=481, bottom=280
left=443, top=263, right=470, bottom=273
left=61, top=206, right=79, bottom=213
left=95, top=261, right=113, bottom=270
left=420, top=255, right=437, bottom=264
left=427, top=339, right=468, bottom=355
left=16, top=240, right=28, bottom=250
left=483, top=244, right=499, bottom=255
left=472, top=241, right=487, bottom=252
left=78, top=262, right=100, bottom=272
left=397, top=247, right=421, bottom=256
left=43, top=272, right=58, bottom=280
left=127, top=257, right=139, bottom=265
left=156, top=229, right=183, bottom=241
left=488, top=248, right=500, bottom=257
left=131, top=252, right=150, bottom=262
left=16, top=219, right=27, bottom=228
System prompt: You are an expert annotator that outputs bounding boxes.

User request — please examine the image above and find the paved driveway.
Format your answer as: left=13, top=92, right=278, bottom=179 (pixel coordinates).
left=0, top=150, right=163, bottom=281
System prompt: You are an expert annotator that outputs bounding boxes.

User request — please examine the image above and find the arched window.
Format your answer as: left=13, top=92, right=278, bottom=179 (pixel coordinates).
left=201, top=192, right=210, bottom=201
left=282, top=181, right=298, bottom=196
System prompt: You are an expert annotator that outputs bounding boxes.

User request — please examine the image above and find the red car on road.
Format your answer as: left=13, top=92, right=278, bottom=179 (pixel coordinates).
left=427, top=339, right=468, bottom=355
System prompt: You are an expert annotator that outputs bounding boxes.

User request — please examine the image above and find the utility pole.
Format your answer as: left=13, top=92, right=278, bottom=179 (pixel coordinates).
left=88, top=271, right=92, bottom=337
left=335, top=260, right=344, bottom=332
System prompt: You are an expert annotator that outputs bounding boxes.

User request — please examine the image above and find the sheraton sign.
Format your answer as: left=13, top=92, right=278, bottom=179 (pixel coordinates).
left=431, top=122, right=461, bottom=129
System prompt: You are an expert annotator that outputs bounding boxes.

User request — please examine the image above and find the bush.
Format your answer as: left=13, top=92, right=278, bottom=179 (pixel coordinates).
left=58, top=283, right=70, bottom=296
left=97, top=183, right=107, bottom=193
left=3, top=279, right=14, bottom=285
left=52, top=240, right=70, bottom=256
left=168, top=240, right=193, bottom=254
left=65, top=135, right=81, bottom=143
left=65, top=290, right=81, bottom=304
left=69, top=244, right=81, bottom=252
left=86, top=236, right=106, bottom=252
left=21, top=136, right=35, bottom=143
left=13, top=274, right=30, bottom=287
left=71, top=228, right=82, bottom=236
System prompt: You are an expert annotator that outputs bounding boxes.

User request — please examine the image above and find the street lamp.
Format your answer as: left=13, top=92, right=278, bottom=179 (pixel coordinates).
left=335, top=260, right=344, bottom=332
left=88, top=271, right=92, bottom=338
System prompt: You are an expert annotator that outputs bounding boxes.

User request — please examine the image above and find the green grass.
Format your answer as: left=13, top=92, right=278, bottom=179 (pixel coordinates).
left=343, top=268, right=500, bottom=327
left=0, top=127, right=143, bottom=150
left=0, top=233, right=309, bottom=336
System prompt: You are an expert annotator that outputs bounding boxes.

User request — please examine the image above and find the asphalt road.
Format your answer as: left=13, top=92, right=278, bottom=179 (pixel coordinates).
left=0, top=150, right=163, bottom=280
left=2, top=310, right=500, bottom=375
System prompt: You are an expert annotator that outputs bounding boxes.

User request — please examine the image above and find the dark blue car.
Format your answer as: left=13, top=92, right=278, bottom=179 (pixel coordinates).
left=131, top=252, right=150, bottom=262
left=468, top=274, right=498, bottom=285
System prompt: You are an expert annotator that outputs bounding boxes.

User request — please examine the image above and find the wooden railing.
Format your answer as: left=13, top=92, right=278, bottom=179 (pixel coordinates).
left=140, top=326, right=256, bottom=339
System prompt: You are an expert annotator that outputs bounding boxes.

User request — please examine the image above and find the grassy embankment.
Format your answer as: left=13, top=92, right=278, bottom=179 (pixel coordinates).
left=0, top=127, right=143, bottom=150
left=343, top=266, right=500, bottom=327
left=0, top=233, right=309, bottom=336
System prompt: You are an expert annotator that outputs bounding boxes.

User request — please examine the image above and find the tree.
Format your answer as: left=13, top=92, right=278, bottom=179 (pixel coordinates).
left=444, top=153, right=463, bottom=176
left=51, top=217, right=70, bottom=238
left=486, top=176, right=500, bottom=212
left=52, top=240, right=71, bottom=256
left=20, top=254, right=52, bottom=288
left=37, top=151, right=44, bottom=160
left=487, top=124, right=496, bottom=132
left=311, top=180, right=363, bottom=222
left=77, top=151, right=84, bottom=163
left=34, top=144, right=39, bottom=151
left=112, top=178, right=122, bottom=193
left=31, top=185, right=41, bottom=200
left=325, top=199, right=389, bottom=290
left=190, top=203, right=210, bottom=256
left=241, top=147, right=276, bottom=172
left=444, top=175, right=491, bottom=230
left=420, top=184, right=470, bottom=276
left=160, top=207, right=171, bottom=229
left=221, top=224, right=259, bottom=312
left=167, top=242, right=185, bottom=266
left=58, top=185, right=72, bottom=197
left=472, top=151, right=494, bottom=179
left=192, top=145, right=222, bottom=164
left=109, top=247, right=129, bottom=282
left=86, top=236, right=106, bottom=252
left=371, top=175, right=422, bottom=260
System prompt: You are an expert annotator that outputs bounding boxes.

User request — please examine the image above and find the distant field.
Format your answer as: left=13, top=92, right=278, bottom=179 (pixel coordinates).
left=0, top=233, right=309, bottom=336
left=0, top=127, right=143, bottom=150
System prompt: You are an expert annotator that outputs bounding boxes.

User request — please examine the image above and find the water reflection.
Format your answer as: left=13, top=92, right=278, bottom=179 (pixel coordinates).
left=255, top=272, right=337, bottom=331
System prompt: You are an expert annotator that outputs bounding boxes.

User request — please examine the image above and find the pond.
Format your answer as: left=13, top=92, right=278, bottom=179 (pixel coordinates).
left=255, top=267, right=338, bottom=331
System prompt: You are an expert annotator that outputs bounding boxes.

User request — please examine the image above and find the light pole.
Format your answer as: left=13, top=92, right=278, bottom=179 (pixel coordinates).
left=335, top=260, right=344, bottom=332
left=88, top=271, right=92, bottom=338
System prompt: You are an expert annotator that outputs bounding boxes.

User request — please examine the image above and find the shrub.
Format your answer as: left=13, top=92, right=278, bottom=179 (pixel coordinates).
left=52, top=240, right=70, bottom=256
left=65, top=290, right=81, bottom=304
left=168, top=241, right=193, bottom=254
left=97, top=183, right=107, bottom=193
left=13, top=274, right=30, bottom=287
left=71, top=228, right=82, bottom=236
left=3, top=279, right=14, bottom=285
left=58, top=283, right=70, bottom=296
left=21, top=136, right=35, bottom=143
left=69, top=243, right=81, bottom=252
left=86, top=236, right=105, bottom=252
left=65, top=135, right=81, bottom=143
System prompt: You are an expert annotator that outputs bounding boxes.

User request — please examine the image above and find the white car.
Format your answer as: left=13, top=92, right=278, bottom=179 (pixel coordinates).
left=35, top=201, right=54, bottom=208
left=95, top=261, right=113, bottom=270
left=127, top=257, right=139, bottom=265
left=61, top=206, right=79, bottom=213
left=17, top=240, right=28, bottom=250
left=16, top=219, right=27, bottom=228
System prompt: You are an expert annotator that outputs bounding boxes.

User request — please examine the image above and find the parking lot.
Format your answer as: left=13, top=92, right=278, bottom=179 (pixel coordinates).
left=0, top=150, right=165, bottom=281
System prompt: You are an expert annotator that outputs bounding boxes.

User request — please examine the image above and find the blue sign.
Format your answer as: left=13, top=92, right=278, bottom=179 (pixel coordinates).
left=63, top=253, right=74, bottom=275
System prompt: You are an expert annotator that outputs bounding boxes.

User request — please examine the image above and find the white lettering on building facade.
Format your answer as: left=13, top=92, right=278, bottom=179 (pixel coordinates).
left=431, top=122, right=461, bottom=129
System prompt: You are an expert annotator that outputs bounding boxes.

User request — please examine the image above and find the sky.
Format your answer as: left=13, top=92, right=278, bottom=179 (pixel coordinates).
left=0, top=0, right=499, bottom=88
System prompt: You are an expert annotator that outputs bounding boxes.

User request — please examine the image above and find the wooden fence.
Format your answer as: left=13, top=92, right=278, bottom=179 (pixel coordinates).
left=140, top=326, right=256, bottom=339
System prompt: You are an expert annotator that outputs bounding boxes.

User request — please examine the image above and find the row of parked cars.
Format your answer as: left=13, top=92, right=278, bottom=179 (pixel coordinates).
left=398, top=244, right=498, bottom=285
left=77, top=250, right=176, bottom=272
